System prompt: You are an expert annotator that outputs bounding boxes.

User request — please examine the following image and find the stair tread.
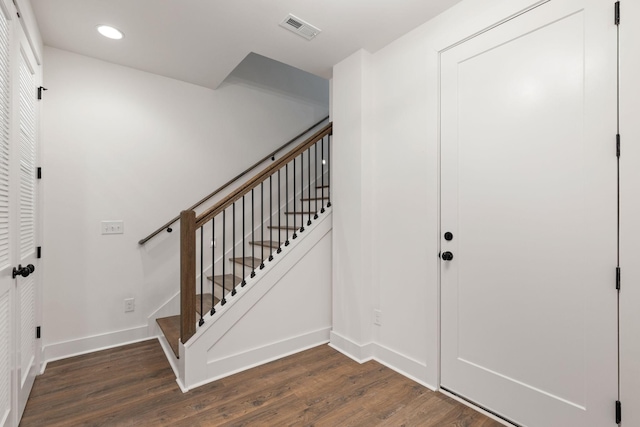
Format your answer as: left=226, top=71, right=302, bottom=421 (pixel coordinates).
left=285, top=211, right=318, bottom=215
left=268, top=225, right=298, bottom=230
left=250, top=240, right=280, bottom=248
left=207, top=274, right=243, bottom=288
left=230, top=257, right=262, bottom=268
left=156, top=315, right=181, bottom=359
left=316, top=185, right=330, bottom=189
left=301, top=196, right=329, bottom=202
left=195, top=293, right=219, bottom=315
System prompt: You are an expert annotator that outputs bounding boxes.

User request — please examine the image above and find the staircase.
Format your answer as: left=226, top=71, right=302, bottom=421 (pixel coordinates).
left=151, top=122, right=332, bottom=386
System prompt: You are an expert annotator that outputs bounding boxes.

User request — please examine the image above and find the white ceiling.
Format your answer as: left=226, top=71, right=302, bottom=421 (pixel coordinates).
left=30, top=0, right=463, bottom=90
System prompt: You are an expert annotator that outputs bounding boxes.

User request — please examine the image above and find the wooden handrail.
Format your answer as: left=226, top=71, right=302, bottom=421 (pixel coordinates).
left=195, top=122, right=332, bottom=228
left=138, top=116, right=330, bottom=245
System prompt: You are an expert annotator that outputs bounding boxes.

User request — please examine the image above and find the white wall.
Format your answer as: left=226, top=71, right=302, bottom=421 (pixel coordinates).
left=331, top=50, right=375, bottom=360
left=620, top=2, right=640, bottom=425
left=40, top=46, right=329, bottom=361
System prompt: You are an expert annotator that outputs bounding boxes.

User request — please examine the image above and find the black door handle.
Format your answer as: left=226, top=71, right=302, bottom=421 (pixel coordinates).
left=12, top=264, right=35, bottom=279
left=441, top=251, right=454, bottom=261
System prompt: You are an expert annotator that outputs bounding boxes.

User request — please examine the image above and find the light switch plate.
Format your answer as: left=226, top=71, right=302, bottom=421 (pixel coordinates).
left=102, top=220, right=124, bottom=235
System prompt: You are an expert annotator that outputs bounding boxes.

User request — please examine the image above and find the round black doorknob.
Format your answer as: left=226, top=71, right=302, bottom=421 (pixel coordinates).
left=20, top=264, right=34, bottom=277
left=444, top=232, right=453, bottom=241
left=12, top=263, right=35, bottom=278
left=441, top=251, right=454, bottom=261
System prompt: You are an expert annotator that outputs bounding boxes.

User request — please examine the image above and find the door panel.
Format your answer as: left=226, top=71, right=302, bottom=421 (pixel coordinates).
left=0, top=4, right=10, bottom=426
left=18, top=274, right=33, bottom=386
left=440, top=1, right=617, bottom=426
left=17, top=46, right=35, bottom=261
left=14, top=28, right=38, bottom=419
left=0, top=288, right=9, bottom=427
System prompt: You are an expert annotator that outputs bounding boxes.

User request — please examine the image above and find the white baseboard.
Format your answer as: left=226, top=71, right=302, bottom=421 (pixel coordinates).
left=43, top=325, right=152, bottom=365
left=156, top=334, right=181, bottom=380
left=329, top=331, right=437, bottom=391
left=373, top=343, right=436, bottom=391
left=184, top=327, right=330, bottom=391
left=328, top=330, right=374, bottom=363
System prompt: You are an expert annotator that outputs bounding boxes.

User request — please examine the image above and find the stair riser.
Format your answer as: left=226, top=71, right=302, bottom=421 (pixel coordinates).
left=266, top=228, right=297, bottom=243
left=231, top=261, right=256, bottom=279
left=212, top=282, right=233, bottom=300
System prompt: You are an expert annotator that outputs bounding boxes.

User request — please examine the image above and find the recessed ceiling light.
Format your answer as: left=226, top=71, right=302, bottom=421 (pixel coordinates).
left=96, top=25, right=124, bottom=40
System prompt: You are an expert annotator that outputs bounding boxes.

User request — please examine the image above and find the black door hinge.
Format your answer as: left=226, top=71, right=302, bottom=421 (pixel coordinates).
left=37, top=167, right=42, bottom=179
left=616, top=134, right=621, bottom=158
left=616, top=400, right=621, bottom=424
left=37, top=86, right=47, bottom=100
left=36, top=326, right=41, bottom=339
left=36, top=246, right=41, bottom=259
left=615, top=2, right=620, bottom=26
left=616, top=267, right=621, bottom=290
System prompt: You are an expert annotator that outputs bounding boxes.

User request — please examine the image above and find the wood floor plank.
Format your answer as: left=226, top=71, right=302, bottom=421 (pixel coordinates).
left=21, top=340, right=504, bottom=427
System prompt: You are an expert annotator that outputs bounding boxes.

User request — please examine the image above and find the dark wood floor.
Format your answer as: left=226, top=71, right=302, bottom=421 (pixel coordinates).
left=20, top=340, right=503, bottom=426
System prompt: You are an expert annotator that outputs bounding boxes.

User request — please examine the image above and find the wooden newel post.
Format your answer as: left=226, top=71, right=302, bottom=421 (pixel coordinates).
left=180, top=210, right=196, bottom=343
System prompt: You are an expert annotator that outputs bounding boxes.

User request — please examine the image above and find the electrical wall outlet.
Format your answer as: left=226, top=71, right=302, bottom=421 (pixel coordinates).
left=124, top=298, right=135, bottom=313
left=102, top=220, right=124, bottom=235
left=374, top=309, right=382, bottom=326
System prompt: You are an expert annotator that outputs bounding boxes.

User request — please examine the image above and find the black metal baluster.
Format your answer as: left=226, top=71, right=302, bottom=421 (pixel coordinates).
left=321, top=136, right=325, bottom=214
left=300, top=152, right=305, bottom=233
left=232, top=203, right=237, bottom=296
left=307, top=147, right=311, bottom=226
left=199, top=227, right=204, bottom=326
left=211, top=218, right=215, bottom=315
left=327, top=135, right=331, bottom=208
left=221, top=209, right=227, bottom=305
left=242, top=195, right=246, bottom=287
left=251, top=189, right=256, bottom=278
left=277, top=169, right=282, bottom=254
left=260, top=182, right=265, bottom=269
left=314, top=142, right=318, bottom=219
left=269, top=175, right=273, bottom=262
left=293, top=157, right=298, bottom=239
left=285, top=164, right=290, bottom=246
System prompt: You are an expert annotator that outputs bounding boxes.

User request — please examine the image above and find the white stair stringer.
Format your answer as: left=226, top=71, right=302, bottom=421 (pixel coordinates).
left=177, top=207, right=333, bottom=391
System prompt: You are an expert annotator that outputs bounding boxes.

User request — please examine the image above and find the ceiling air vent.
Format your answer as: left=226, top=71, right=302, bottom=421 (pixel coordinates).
left=279, top=14, right=321, bottom=41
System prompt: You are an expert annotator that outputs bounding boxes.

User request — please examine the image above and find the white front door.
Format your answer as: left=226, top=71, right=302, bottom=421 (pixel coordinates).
left=440, top=1, right=617, bottom=426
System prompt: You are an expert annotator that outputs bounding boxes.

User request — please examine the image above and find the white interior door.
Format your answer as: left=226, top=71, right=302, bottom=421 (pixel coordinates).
left=440, top=1, right=617, bottom=426
left=0, top=4, right=12, bottom=426
left=13, top=22, right=39, bottom=421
